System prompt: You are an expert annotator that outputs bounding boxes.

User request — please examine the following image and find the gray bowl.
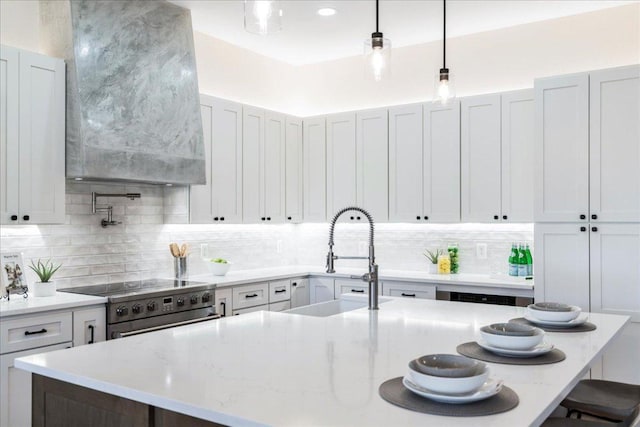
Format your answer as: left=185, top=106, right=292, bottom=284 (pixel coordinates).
left=481, top=322, right=537, bottom=337
left=411, top=354, right=485, bottom=378
left=530, top=302, right=573, bottom=312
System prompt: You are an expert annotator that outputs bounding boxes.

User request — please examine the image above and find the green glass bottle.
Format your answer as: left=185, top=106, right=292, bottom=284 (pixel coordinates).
left=517, top=243, right=527, bottom=277
left=525, top=244, right=533, bottom=276
left=448, top=243, right=459, bottom=274
left=509, top=243, right=518, bottom=276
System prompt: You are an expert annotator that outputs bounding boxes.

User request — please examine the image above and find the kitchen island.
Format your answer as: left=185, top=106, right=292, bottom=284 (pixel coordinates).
left=16, top=297, right=627, bottom=427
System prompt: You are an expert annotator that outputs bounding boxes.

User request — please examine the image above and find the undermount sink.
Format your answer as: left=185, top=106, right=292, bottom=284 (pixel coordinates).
left=285, top=296, right=390, bottom=317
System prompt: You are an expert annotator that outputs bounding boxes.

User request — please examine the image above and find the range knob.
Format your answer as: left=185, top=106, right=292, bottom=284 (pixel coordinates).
left=201, top=292, right=211, bottom=303
left=177, top=297, right=185, bottom=306
left=116, top=306, right=129, bottom=316
left=147, top=301, right=157, bottom=312
left=131, top=304, right=143, bottom=314
left=190, top=295, right=199, bottom=304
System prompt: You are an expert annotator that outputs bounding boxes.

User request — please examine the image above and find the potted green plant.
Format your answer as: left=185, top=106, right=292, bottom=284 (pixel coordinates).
left=423, top=249, right=442, bottom=274
left=28, top=259, right=61, bottom=297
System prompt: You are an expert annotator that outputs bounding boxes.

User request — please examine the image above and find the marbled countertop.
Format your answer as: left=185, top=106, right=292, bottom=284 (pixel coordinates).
left=0, top=292, right=107, bottom=318
left=16, top=296, right=627, bottom=426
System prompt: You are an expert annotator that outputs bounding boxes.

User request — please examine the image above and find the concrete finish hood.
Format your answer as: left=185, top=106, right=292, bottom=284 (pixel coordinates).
left=40, top=0, right=205, bottom=185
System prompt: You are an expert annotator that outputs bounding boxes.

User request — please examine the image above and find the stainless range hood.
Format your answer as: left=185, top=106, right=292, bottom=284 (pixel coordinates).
left=40, top=0, right=206, bottom=185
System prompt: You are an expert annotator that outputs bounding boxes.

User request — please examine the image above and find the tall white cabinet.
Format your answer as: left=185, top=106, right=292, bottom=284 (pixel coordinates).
left=356, top=108, right=389, bottom=222
left=285, top=117, right=303, bottom=223
left=0, top=45, right=65, bottom=225
left=191, top=96, right=243, bottom=223
left=326, top=113, right=357, bottom=219
left=303, top=117, right=327, bottom=222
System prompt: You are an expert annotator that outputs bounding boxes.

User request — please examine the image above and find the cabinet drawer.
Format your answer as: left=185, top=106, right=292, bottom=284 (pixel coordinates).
left=269, top=280, right=291, bottom=303
left=382, top=281, right=436, bottom=300
left=334, top=279, right=382, bottom=297
left=232, top=282, right=269, bottom=310
left=1, top=311, right=72, bottom=354
left=232, top=304, right=268, bottom=316
left=269, top=300, right=291, bottom=312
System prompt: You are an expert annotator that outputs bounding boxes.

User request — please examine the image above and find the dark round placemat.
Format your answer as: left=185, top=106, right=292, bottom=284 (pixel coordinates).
left=379, top=377, right=519, bottom=417
left=456, top=342, right=566, bottom=365
left=509, top=317, right=597, bottom=333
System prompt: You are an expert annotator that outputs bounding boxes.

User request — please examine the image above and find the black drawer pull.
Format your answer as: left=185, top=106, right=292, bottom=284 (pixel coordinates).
left=274, top=289, right=287, bottom=294
left=261, top=217, right=266, bottom=221
left=592, top=227, right=598, bottom=232
left=25, top=328, right=47, bottom=336
left=292, top=282, right=297, bottom=287
left=245, top=293, right=258, bottom=298
left=591, top=214, right=598, bottom=220
left=214, top=217, right=219, bottom=221
left=580, top=226, right=587, bottom=232
left=267, top=217, right=271, bottom=221
left=287, top=216, right=292, bottom=220
left=220, top=217, right=225, bottom=221
left=401, top=293, right=416, bottom=297
left=502, top=215, right=508, bottom=220
left=10, top=215, right=17, bottom=221
left=351, top=289, right=365, bottom=293
left=580, top=214, right=586, bottom=220
left=220, top=301, right=227, bottom=317
left=23, top=215, right=30, bottom=221
left=88, top=324, right=95, bottom=344
left=493, top=215, right=499, bottom=220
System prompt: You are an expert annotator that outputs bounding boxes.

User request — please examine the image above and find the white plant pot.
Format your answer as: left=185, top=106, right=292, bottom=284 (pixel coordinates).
left=32, top=281, right=56, bottom=297
left=427, top=263, right=438, bottom=274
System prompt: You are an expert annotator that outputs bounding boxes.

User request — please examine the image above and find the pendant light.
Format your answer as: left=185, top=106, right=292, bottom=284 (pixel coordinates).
left=364, top=0, right=391, bottom=82
left=244, top=0, right=283, bottom=35
left=434, top=0, right=455, bottom=104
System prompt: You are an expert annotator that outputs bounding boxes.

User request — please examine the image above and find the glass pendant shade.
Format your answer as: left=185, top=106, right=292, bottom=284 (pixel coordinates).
left=434, top=67, right=456, bottom=105
left=244, top=0, right=283, bottom=35
left=364, top=33, right=391, bottom=82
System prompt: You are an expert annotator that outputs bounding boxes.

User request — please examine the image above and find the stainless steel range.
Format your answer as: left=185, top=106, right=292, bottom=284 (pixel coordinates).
left=59, top=279, right=220, bottom=340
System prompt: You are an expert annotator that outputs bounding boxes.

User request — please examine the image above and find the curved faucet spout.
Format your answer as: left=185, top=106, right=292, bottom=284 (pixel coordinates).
left=326, top=206, right=379, bottom=310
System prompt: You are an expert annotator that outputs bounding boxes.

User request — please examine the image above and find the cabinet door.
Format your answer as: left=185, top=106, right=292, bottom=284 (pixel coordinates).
left=357, top=108, right=388, bottom=222
left=0, top=45, right=19, bottom=224
left=534, top=73, right=589, bottom=222
left=269, top=300, right=291, bottom=312
left=243, top=106, right=264, bottom=223
left=590, top=66, right=640, bottom=222
left=290, top=278, right=310, bottom=308
left=596, top=323, right=640, bottom=384
left=285, top=117, right=303, bottom=223
left=232, top=305, right=267, bottom=316
left=461, top=94, right=502, bottom=222
left=334, top=279, right=382, bottom=296
left=590, top=223, right=640, bottom=322
left=303, top=117, right=327, bottom=222
left=73, top=306, right=106, bottom=347
left=264, top=111, right=286, bottom=223
left=214, top=287, right=232, bottom=318
left=232, top=282, right=269, bottom=310
left=501, top=90, right=534, bottom=222
left=326, top=113, right=357, bottom=219
left=18, top=50, right=65, bottom=224
left=190, top=98, right=215, bottom=224
left=309, top=277, right=334, bottom=304
left=1, top=342, right=69, bottom=427
left=389, top=104, right=423, bottom=222
left=534, top=223, right=590, bottom=311
left=423, top=101, right=460, bottom=223
left=382, top=281, right=436, bottom=299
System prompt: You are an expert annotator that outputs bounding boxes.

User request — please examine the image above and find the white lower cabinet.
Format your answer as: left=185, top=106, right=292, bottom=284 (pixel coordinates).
left=1, top=342, right=70, bottom=427
left=233, top=305, right=268, bottom=316
left=591, top=323, right=640, bottom=385
left=382, top=281, right=435, bottom=299
left=215, top=287, right=232, bottom=318
left=268, top=280, right=291, bottom=303
left=310, top=278, right=334, bottom=304
left=290, top=278, right=310, bottom=308
left=269, top=300, right=291, bottom=312
left=232, top=282, right=269, bottom=311
left=72, top=306, right=106, bottom=346
left=334, top=279, right=382, bottom=297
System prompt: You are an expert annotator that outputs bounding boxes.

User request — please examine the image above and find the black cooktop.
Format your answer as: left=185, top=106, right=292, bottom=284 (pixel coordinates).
left=58, top=279, right=209, bottom=298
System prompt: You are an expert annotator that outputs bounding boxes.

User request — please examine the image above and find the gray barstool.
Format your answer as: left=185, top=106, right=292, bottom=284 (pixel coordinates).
left=560, top=380, right=640, bottom=423
left=541, top=418, right=622, bottom=427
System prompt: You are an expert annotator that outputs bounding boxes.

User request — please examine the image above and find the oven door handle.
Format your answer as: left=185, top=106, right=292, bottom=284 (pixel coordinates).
left=113, top=314, right=222, bottom=339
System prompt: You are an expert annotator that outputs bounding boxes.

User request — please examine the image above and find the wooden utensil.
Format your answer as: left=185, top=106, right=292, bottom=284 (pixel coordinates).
left=169, top=243, right=180, bottom=258
left=180, top=243, right=188, bottom=258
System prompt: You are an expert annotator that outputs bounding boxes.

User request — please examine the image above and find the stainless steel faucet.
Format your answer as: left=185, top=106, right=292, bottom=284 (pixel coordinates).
left=326, top=206, right=379, bottom=310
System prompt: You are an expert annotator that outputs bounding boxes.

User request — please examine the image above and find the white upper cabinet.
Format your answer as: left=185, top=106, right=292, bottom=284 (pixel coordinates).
left=326, top=113, right=357, bottom=219
left=357, top=108, right=389, bottom=222
left=263, top=111, right=286, bottom=223
left=501, top=90, right=534, bottom=222
left=534, top=73, right=590, bottom=222
left=589, top=65, right=640, bottom=222
left=285, top=116, right=303, bottom=223
left=423, top=101, right=460, bottom=223
left=1, top=46, right=65, bottom=225
left=303, top=117, right=327, bottom=222
left=461, top=94, right=502, bottom=222
left=389, top=104, right=424, bottom=222
left=243, top=106, right=264, bottom=223
left=191, top=96, right=243, bottom=224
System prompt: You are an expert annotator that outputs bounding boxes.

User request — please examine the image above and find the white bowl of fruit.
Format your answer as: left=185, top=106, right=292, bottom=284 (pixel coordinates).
left=208, top=258, right=231, bottom=276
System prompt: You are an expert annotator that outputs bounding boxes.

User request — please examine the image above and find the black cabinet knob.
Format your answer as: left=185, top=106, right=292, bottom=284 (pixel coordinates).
left=591, top=214, right=598, bottom=220
left=493, top=215, right=499, bottom=220
left=423, top=216, right=429, bottom=220
left=22, top=215, right=29, bottom=221
left=502, top=215, right=508, bottom=220
left=356, top=216, right=361, bottom=220
left=213, top=217, right=219, bottom=221
left=350, top=216, right=355, bottom=220
left=416, top=216, right=421, bottom=220
left=580, top=214, right=586, bottom=220
left=292, top=282, right=297, bottom=287
left=220, top=217, right=225, bottom=221
left=10, top=215, right=17, bottom=221
left=580, top=226, right=587, bottom=232
left=591, top=226, right=598, bottom=232
left=261, top=217, right=266, bottom=221
left=287, top=216, right=292, bottom=220
left=267, top=217, right=271, bottom=221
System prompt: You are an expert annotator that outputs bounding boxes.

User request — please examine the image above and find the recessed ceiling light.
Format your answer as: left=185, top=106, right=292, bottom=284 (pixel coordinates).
left=317, top=7, right=336, bottom=17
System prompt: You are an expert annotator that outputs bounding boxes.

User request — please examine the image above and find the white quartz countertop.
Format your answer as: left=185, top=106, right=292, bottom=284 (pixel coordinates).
left=188, top=265, right=533, bottom=291
left=16, top=297, right=627, bottom=427
left=0, top=292, right=107, bottom=318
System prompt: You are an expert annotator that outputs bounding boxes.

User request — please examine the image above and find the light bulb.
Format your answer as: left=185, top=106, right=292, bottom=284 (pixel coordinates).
left=371, top=49, right=385, bottom=82
left=364, top=34, right=391, bottom=82
left=434, top=68, right=455, bottom=104
left=244, top=0, right=282, bottom=35
left=437, top=79, right=451, bottom=103
left=253, top=1, right=273, bottom=35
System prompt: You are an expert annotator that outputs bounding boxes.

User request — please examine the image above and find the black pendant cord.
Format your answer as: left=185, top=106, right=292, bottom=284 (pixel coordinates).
left=442, top=0, right=446, bottom=69
left=376, top=0, right=379, bottom=33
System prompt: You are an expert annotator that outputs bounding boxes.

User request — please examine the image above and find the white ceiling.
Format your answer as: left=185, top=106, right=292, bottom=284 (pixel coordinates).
left=171, top=0, right=636, bottom=65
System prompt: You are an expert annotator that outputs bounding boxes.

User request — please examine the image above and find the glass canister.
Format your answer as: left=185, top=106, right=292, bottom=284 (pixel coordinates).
left=437, top=253, right=451, bottom=274
left=448, top=243, right=459, bottom=274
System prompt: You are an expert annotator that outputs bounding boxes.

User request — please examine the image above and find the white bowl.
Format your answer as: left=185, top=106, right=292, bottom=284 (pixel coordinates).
left=479, top=326, right=544, bottom=350
left=413, top=354, right=485, bottom=378
left=527, top=304, right=581, bottom=322
left=407, top=360, right=489, bottom=395
left=208, top=262, right=231, bottom=276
